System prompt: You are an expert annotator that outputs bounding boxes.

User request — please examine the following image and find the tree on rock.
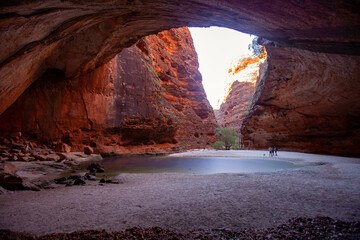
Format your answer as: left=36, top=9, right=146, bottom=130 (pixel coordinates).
left=214, top=128, right=238, bottom=150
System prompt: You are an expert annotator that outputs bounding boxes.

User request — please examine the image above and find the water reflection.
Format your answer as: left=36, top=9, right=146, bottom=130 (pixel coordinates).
left=101, top=156, right=301, bottom=174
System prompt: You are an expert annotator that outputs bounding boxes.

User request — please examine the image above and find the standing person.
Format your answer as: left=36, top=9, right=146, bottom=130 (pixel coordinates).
left=268, top=146, right=272, bottom=157
left=25, top=143, right=29, bottom=154
left=274, top=146, right=277, bottom=156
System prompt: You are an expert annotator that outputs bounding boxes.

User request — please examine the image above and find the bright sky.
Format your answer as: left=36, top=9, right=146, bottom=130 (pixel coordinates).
left=189, top=27, right=254, bottom=109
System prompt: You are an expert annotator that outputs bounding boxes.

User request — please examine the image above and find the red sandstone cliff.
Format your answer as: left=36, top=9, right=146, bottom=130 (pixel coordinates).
left=241, top=42, right=360, bottom=156
left=0, top=28, right=217, bottom=154
left=215, top=55, right=265, bottom=133
left=215, top=81, right=256, bottom=133
left=0, top=1, right=359, bottom=156
left=0, top=1, right=358, bottom=117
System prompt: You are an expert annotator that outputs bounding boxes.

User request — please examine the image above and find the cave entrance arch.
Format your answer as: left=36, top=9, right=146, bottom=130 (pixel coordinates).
left=1, top=1, right=358, bottom=115
left=1, top=1, right=359, bottom=155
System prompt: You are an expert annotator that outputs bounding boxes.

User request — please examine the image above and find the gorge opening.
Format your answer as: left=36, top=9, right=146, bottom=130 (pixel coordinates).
left=189, top=27, right=267, bottom=137
left=189, top=27, right=255, bottom=110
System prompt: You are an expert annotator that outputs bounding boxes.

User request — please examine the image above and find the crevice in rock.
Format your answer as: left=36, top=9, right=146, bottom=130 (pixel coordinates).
left=79, top=92, right=93, bottom=131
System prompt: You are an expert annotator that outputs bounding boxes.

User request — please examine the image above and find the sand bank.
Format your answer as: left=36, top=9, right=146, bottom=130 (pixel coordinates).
left=0, top=150, right=359, bottom=235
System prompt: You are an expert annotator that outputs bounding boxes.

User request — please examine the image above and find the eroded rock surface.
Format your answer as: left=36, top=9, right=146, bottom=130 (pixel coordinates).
left=241, top=44, right=360, bottom=156
left=0, top=1, right=359, bottom=115
left=215, top=55, right=265, bottom=133
left=0, top=1, right=359, bottom=155
left=0, top=28, right=217, bottom=153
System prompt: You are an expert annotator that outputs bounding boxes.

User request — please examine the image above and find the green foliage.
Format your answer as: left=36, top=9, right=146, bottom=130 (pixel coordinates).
left=213, top=141, right=225, bottom=150
left=248, top=36, right=266, bottom=58
left=231, top=144, right=242, bottom=150
left=214, top=128, right=238, bottom=150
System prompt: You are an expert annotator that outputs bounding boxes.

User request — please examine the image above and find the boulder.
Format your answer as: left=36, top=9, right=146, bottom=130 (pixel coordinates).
left=8, top=154, right=18, bottom=161
left=0, top=163, right=18, bottom=175
left=18, top=156, right=35, bottom=162
left=84, top=146, right=94, bottom=155
left=55, top=142, right=71, bottom=153
left=54, top=177, right=67, bottom=184
left=46, top=154, right=60, bottom=161
left=29, top=142, right=36, bottom=149
left=32, top=154, right=47, bottom=161
left=0, top=173, right=23, bottom=190
left=73, top=178, right=86, bottom=185
left=0, top=150, right=10, bottom=158
left=87, top=163, right=105, bottom=173
left=9, top=149, right=21, bottom=154
left=105, top=178, right=121, bottom=184
left=22, top=181, right=41, bottom=191
left=67, top=174, right=85, bottom=180
left=85, top=173, right=97, bottom=181
left=0, top=186, right=7, bottom=194
left=56, top=152, right=69, bottom=160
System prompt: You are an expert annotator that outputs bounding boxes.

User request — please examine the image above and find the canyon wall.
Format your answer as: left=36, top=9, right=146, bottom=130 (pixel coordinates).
left=0, top=28, right=217, bottom=153
left=0, top=1, right=359, bottom=155
left=241, top=43, right=360, bottom=156
left=0, top=1, right=358, bottom=116
left=215, top=54, right=266, bottom=133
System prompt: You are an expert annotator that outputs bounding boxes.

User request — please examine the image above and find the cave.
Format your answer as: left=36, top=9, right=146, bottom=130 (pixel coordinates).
left=0, top=1, right=360, bottom=238
left=0, top=1, right=359, bottom=156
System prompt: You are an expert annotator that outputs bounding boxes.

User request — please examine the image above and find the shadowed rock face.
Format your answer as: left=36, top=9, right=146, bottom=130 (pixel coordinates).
left=215, top=81, right=256, bottom=133
left=0, top=28, right=217, bottom=153
left=0, top=1, right=359, bottom=155
left=241, top=44, right=360, bottom=156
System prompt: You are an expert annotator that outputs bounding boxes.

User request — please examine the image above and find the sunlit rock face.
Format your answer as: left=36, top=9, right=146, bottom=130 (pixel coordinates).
left=241, top=43, right=360, bottom=156
left=215, top=55, right=266, bottom=133
left=0, top=28, right=217, bottom=153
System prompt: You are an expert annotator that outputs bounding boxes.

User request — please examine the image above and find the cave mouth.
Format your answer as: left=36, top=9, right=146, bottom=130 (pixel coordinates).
left=189, top=26, right=266, bottom=111
left=189, top=27, right=267, bottom=134
left=189, top=27, right=256, bottom=110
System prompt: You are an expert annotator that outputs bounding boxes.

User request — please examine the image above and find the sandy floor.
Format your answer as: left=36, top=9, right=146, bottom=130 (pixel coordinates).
left=0, top=150, right=359, bottom=235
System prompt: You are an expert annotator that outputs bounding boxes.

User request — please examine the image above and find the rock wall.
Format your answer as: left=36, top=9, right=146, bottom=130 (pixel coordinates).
left=215, top=81, right=256, bottom=133
left=0, top=1, right=359, bottom=155
left=0, top=28, right=217, bottom=154
left=241, top=43, right=360, bottom=156
left=215, top=55, right=265, bottom=133
left=0, top=1, right=358, bottom=116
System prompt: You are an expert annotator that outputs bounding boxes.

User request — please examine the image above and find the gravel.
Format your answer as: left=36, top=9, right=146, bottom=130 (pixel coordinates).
left=0, top=150, right=359, bottom=238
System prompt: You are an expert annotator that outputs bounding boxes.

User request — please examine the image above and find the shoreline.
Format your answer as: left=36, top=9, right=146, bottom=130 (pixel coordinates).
left=0, top=150, right=359, bottom=236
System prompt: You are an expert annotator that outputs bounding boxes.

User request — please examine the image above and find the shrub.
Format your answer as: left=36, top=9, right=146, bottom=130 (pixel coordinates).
left=231, top=144, right=242, bottom=150
left=215, top=128, right=238, bottom=150
left=213, top=141, right=225, bottom=150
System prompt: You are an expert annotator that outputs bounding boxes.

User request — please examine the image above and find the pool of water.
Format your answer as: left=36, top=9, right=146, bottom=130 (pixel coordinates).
left=99, top=156, right=301, bottom=175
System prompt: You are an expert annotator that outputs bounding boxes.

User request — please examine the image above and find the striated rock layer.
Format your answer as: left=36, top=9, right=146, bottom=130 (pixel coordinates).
left=241, top=43, right=360, bottom=156
left=215, top=55, right=266, bottom=133
left=0, top=28, right=217, bottom=153
left=215, top=81, right=256, bottom=133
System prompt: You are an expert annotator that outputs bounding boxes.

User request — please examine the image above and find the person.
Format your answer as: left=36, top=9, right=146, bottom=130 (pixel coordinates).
left=25, top=143, right=29, bottom=154
left=274, top=146, right=277, bottom=156
left=268, top=146, right=272, bottom=157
